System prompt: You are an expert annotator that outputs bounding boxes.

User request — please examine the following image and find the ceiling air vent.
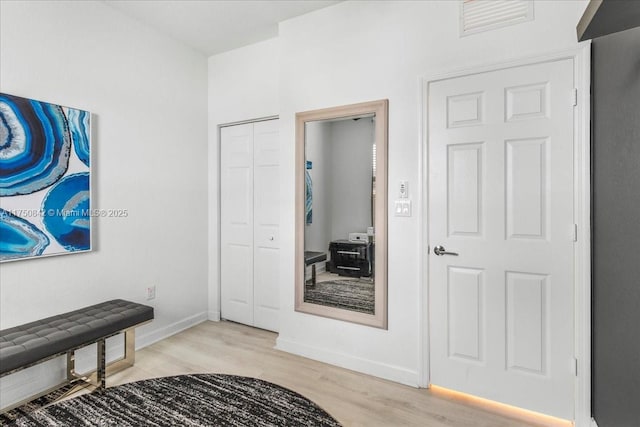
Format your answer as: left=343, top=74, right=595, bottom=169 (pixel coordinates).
left=460, top=0, right=534, bottom=36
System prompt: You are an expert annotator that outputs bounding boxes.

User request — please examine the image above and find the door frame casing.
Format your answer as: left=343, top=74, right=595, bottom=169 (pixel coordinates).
left=216, top=116, right=279, bottom=323
left=418, top=45, right=591, bottom=425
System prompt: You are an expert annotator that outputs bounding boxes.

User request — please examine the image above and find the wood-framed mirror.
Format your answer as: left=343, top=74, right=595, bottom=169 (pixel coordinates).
left=295, top=99, right=388, bottom=329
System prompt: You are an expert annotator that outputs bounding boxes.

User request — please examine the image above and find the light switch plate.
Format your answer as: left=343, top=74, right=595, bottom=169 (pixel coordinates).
left=394, top=200, right=411, bottom=217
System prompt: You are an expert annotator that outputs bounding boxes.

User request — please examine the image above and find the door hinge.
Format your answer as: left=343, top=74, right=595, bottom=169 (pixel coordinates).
left=572, top=88, right=578, bottom=106
left=574, top=358, right=579, bottom=376
left=573, top=224, right=578, bottom=242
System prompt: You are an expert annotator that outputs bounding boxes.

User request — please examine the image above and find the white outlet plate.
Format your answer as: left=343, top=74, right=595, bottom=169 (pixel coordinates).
left=146, top=285, right=156, bottom=300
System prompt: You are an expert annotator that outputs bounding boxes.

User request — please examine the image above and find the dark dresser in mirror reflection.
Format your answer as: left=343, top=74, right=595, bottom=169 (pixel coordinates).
left=328, top=240, right=373, bottom=279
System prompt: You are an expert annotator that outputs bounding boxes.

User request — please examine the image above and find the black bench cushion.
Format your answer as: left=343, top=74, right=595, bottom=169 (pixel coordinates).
left=0, top=299, right=153, bottom=375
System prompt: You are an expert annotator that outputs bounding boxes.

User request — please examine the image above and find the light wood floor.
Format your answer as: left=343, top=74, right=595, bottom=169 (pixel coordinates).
left=107, top=321, right=561, bottom=427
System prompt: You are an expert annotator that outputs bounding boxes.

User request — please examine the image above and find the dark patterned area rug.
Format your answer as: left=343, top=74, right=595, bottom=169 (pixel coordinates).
left=6, top=374, right=341, bottom=427
left=0, top=383, right=79, bottom=425
left=304, top=279, right=374, bottom=314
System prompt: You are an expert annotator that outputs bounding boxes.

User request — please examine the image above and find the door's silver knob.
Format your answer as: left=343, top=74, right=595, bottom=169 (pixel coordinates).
left=433, top=245, right=459, bottom=256
left=269, top=236, right=274, bottom=241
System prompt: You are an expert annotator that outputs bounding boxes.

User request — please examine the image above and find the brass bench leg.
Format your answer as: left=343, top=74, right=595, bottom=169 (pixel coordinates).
left=105, top=329, right=135, bottom=376
left=66, top=351, right=76, bottom=382
left=65, top=331, right=135, bottom=391
left=96, top=339, right=105, bottom=390
left=124, top=328, right=135, bottom=366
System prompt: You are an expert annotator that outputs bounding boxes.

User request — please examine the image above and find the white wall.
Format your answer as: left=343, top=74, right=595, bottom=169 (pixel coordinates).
left=207, top=38, right=279, bottom=320
left=0, top=0, right=208, bottom=407
left=275, top=0, right=589, bottom=386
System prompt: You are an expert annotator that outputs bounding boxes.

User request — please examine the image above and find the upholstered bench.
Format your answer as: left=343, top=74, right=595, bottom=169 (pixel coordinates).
left=0, top=299, right=153, bottom=412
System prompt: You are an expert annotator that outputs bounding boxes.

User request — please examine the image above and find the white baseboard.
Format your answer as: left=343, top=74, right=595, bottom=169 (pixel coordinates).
left=208, top=311, right=221, bottom=321
left=591, top=418, right=598, bottom=427
left=136, top=311, right=208, bottom=350
left=0, top=311, right=208, bottom=410
left=275, top=336, right=420, bottom=387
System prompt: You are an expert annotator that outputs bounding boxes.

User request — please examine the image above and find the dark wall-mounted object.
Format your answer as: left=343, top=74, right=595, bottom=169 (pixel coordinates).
left=591, top=26, right=640, bottom=427
left=577, top=0, right=640, bottom=41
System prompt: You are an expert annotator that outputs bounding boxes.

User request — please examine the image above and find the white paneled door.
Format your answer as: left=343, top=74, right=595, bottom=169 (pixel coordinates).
left=428, top=59, right=575, bottom=419
left=252, top=120, right=280, bottom=332
left=221, top=123, right=254, bottom=327
left=221, top=119, right=280, bottom=332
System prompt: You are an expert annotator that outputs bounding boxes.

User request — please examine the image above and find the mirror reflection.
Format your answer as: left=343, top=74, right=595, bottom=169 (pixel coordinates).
left=303, top=115, right=376, bottom=314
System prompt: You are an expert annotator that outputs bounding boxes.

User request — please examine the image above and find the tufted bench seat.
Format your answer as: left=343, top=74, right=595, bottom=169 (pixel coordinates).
left=0, top=299, right=153, bottom=412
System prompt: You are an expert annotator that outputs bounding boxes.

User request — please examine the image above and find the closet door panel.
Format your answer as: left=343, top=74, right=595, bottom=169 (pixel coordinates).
left=253, top=120, right=280, bottom=332
left=254, top=246, right=279, bottom=331
left=220, top=123, right=254, bottom=326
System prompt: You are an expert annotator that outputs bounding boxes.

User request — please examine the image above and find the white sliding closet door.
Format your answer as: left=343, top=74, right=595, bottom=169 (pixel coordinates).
left=220, top=119, right=279, bottom=332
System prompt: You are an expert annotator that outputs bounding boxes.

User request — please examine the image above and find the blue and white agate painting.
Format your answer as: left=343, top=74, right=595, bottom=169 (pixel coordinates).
left=0, top=93, right=91, bottom=262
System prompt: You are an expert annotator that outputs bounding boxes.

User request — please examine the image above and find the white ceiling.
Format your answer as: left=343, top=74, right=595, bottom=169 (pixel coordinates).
left=104, top=0, right=341, bottom=57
